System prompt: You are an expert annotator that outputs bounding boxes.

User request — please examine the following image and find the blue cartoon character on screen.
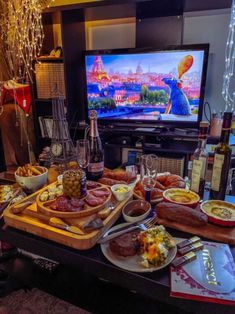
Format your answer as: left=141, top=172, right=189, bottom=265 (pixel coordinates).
left=162, top=55, right=193, bottom=115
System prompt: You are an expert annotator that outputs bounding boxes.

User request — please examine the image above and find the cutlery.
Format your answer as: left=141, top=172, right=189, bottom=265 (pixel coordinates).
left=98, top=215, right=157, bottom=244
left=11, top=202, right=84, bottom=235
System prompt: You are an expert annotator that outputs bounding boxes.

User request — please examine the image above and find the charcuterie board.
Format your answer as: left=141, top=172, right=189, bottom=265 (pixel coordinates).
left=3, top=182, right=132, bottom=250
left=37, top=182, right=111, bottom=218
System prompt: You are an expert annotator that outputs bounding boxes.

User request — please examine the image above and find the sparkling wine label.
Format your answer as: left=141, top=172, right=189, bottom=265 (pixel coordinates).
left=191, top=160, right=202, bottom=193
left=88, top=161, right=104, bottom=173
left=211, top=154, right=224, bottom=191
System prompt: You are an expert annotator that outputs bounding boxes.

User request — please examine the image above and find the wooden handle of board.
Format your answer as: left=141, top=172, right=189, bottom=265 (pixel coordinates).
left=11, top=201, right=33, bottom=214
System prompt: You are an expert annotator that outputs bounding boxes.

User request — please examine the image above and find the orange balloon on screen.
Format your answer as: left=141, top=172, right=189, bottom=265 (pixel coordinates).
left=178, top=55, right=193, bottom=79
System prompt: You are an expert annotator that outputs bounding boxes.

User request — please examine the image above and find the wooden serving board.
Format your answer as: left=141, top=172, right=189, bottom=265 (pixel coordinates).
left=3, top=189, right=132, bottom=250
left=156, top=214, right=235, bottom=246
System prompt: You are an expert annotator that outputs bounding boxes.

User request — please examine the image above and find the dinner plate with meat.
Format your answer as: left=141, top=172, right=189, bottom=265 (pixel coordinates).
left=101, top=223, right=177, bottom=272
left=36, top=182, right=112, bottom=218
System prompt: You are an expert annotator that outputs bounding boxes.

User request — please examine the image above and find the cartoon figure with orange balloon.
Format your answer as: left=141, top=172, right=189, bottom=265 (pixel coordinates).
left=163, top=55, right=193, bottom=115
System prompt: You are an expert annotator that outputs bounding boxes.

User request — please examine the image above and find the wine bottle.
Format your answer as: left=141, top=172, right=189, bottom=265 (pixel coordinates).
left=209, top=112, right=232, bottom=200
left=190, top=121, right=209, bottom=199
left=87, top=110, right=104, bottom=180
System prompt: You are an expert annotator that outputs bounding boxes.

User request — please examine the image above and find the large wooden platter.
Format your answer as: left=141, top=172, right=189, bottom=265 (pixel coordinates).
left=155, top=204, right=235, bottom=245
left=3, top=185, right=132, bottom=250
left=36, top=183, right=111, bottom=218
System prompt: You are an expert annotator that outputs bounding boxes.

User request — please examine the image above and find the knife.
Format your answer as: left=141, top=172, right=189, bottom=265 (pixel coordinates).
left=97, top=216, right=153, bottom=244
left=11, top=203, right=84, bottom=235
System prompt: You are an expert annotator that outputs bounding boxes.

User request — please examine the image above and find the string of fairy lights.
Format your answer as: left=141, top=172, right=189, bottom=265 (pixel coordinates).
left=222, top=0, right=235, bottom=112
left=0, top=0, right=55, bottom=83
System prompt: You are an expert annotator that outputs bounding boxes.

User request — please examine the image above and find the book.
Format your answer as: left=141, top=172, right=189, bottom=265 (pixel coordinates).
left=171, top=241, right=235, bottom=305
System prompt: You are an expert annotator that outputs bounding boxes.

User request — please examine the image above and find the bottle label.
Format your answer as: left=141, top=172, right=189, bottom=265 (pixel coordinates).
left=199, top=156, right=207, bottom=178
left=88, top=161, right=104, bottom=173
left=211, top=154, right=224, bottom=191
left=191, top=160, right=202, bottom=193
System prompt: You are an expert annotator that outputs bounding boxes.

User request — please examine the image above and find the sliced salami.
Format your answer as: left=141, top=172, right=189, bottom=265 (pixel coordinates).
left=70, top=198, right=85, bottom=208
left=85, top=193, right=105, bottom=207
left=87, top=181, right=100, bottom=190
left=90, top=189, right=109, bottom=198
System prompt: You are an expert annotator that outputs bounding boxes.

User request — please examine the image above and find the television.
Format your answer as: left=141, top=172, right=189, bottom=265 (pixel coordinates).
left=84, top=44, right=209, bottom=128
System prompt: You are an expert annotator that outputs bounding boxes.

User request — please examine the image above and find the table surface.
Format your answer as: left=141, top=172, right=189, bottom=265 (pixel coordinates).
left=0, top=196, right=234, bottom=314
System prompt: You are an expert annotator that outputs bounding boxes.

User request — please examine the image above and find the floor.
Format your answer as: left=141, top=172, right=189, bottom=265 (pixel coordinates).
left=0, top=254, right=191, bottom=314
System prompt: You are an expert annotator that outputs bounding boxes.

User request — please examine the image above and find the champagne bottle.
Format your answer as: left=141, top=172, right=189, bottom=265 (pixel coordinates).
left=87, top=110, right=104, bottom=180
left=190, top=121, right=209, bottom=199
left=209, top=112, right=232, bottom=200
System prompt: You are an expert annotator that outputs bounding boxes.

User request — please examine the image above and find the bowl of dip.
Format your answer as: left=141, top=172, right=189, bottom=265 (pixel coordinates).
left=122, top=199, right=151, bottom=223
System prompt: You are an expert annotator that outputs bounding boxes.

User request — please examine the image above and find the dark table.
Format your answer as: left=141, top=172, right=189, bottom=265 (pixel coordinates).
left=0, top=196, right=234, bottom=314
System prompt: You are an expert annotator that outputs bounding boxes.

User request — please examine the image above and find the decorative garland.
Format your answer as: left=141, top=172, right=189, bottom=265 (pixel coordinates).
left=222, top=0, right=235, bottom=112
left=0, top=0, right=54, bottom=82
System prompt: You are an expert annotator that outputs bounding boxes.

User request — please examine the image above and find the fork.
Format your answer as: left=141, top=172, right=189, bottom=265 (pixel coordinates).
left=98, top=214, right=157, bottom=244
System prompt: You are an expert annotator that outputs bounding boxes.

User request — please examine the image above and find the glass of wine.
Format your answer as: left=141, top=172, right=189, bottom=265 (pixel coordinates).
left=140, top=154, right=159, bottom=202
left=76, top=139, right=90, bottom=170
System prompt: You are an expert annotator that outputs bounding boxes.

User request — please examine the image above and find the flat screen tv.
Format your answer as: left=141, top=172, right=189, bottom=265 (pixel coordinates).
left=84, top=44, right=209, bottom=128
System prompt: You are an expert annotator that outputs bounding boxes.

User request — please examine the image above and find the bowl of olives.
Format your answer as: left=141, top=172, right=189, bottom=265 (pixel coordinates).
left=111, top=184, right=132, bottom=202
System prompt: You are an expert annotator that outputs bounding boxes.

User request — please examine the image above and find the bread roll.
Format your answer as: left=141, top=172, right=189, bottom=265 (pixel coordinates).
left=156, top=202, right=208, bottom=226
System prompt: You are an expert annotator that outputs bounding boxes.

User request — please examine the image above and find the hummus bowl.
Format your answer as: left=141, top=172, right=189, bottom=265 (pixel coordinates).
left=200, top=200, right=235, bottom=227
left=163, top=188, right=200, bottom=207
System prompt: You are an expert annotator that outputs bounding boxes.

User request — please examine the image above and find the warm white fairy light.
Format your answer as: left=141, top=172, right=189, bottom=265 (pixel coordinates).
left=0, top=0, right=54, bottom=83
left=222, top=0, right=235, bottom=112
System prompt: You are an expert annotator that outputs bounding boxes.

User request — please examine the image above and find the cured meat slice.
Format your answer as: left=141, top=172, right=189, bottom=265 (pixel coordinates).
left=55, top=195, right=71, bottom=212
left=90, top=189, right=109, bottom=198
left=70, top=198, right=85, bottom=208
left=85, top=193, right=105, bottom=207
left=87, top=181, right=100, bottom=190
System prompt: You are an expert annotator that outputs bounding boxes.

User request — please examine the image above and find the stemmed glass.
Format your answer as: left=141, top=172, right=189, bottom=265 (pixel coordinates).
left=76, top=139, right=90, bottom=170
left=140, top=154, right=159, bottom=202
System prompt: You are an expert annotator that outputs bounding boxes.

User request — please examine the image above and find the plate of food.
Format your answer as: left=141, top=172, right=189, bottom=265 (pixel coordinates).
left=100, top=224, right=176, bottom=272
left=200, top=200, right=235, bottom=227
left=133, top=173, right=185, bottom=204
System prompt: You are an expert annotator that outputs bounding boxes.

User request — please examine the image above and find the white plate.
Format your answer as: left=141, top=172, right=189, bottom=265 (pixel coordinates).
left=100, top=223, right=177, bottom=273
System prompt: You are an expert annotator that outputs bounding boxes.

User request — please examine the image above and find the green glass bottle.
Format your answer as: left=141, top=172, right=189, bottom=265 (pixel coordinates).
left=209, top=112, right=232, bottom=200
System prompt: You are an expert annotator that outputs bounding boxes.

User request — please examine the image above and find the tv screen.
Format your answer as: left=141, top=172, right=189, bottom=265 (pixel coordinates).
left=84, top=45, right=208, bottom=127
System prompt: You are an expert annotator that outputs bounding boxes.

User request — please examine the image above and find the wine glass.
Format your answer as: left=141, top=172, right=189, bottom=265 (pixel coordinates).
left=140, top=154, right=159, bottom=202
left=76, top=139, right=90, bottom=170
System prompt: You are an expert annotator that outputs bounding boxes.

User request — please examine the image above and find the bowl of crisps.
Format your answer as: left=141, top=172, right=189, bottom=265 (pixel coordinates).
left=15, top=164, right=48, bottom=193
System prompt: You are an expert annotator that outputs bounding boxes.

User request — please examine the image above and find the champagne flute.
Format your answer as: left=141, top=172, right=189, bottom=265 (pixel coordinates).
left=76, top=139, right=90, bottom=170
left=140, top=154, right=159, bottom=202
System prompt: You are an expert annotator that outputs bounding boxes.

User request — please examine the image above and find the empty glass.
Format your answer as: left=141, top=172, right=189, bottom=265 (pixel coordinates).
left=140, top=154, right=159, bottom=202
left=76, top=139, right=90, bottom=170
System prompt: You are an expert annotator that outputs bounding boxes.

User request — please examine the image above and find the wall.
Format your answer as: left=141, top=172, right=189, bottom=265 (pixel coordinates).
left=85, top=18, right=136, bottom=50
left=85, top=8, right=231, bottom=115
left=183, top=9, right=231, bottom=114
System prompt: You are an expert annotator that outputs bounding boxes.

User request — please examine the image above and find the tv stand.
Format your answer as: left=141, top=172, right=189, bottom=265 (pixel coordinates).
left=135, top=127, right=156, bottom=132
